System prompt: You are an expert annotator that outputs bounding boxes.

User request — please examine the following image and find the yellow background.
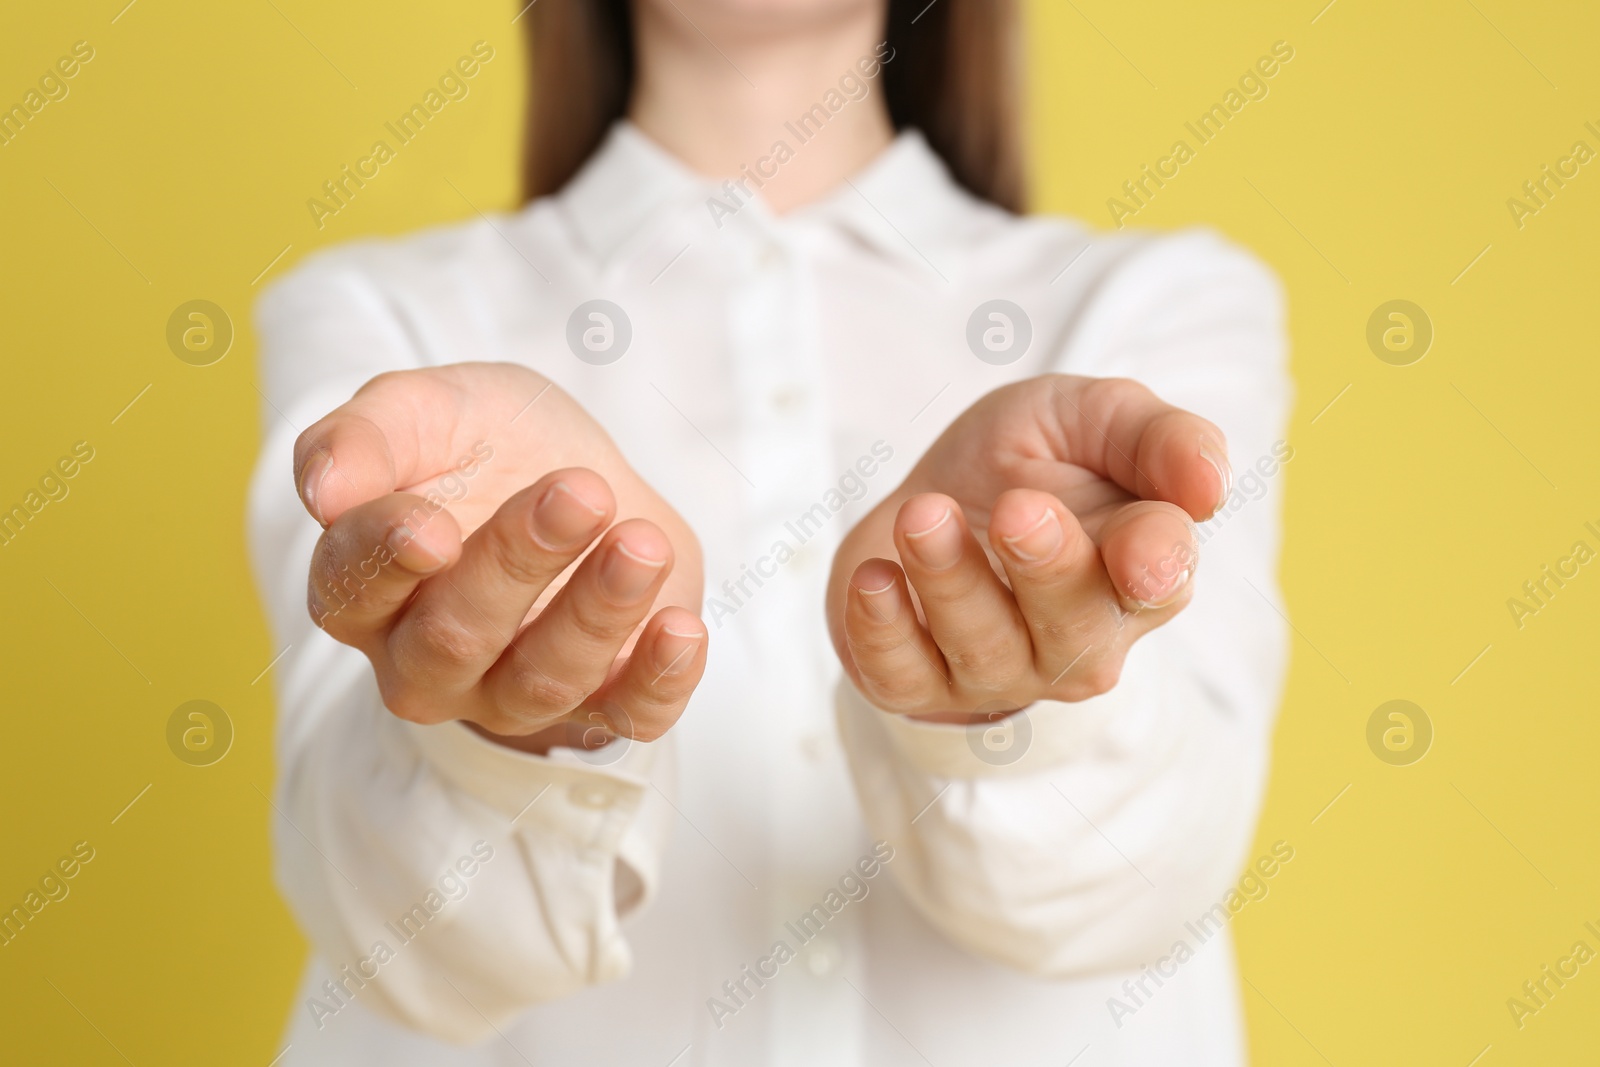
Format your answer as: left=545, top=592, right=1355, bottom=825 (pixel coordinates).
left=1, top=0, right=1595, bottom=1062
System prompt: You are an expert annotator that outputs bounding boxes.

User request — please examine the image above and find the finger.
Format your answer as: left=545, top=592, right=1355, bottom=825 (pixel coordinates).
left=485, top=519, right=673, bottom=728
left=1045, top=375, right=1231, bottom=520
left=1097, top=499, right=1199, bottom=619
left=392, top=470, right=614, bottom=682
left=986, top=488, right=1106, bottom=678
left=293, top=367, right=525, bottom=525
left=843, top=558, right=950, bottom=712
left=893, top=494, right=1032, bottom=692
left=583, top=608, right=708, bottom=743
left=308, top=492, right=462, bottom=643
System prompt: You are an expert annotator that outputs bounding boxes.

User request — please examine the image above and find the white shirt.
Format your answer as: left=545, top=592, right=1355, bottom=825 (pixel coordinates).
left=249, top=121, right=1291, bottom=1067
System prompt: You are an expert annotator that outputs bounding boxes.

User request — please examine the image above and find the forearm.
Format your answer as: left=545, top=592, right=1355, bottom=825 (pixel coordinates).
left=248, top=357, right=678, bottom=1040
left=272, top=660, right=674, bottom=1039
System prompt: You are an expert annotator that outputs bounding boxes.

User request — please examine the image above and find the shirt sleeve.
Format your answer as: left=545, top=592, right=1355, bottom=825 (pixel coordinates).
left=246, top=248, right=676, bottom=1043
left=834, top=229, right=1293, bottom=976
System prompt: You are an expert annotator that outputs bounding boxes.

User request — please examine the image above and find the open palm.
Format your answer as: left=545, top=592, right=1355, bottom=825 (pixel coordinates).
left=294, top=362, right=706, bottom=747
left=827, top=374, right=1230, bottom=718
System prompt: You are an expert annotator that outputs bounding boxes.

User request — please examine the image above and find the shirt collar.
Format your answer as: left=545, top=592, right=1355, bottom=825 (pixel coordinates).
left=554, top=122, right=712, bottom=266
left=553, top=119, right=987, bottom=280
left=788, top=127, right=980, bottom=283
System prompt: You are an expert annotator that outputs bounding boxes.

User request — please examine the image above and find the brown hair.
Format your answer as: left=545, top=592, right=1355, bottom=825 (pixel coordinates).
left=521, top=0, right=1025, bottom=212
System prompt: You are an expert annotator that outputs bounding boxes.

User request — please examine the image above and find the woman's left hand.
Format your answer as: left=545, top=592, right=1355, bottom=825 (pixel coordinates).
left=826, top=374, right=1232, bottom=721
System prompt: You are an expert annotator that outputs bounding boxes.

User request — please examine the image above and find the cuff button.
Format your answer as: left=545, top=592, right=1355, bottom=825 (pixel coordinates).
left=567, top=783, right=618, bottom=810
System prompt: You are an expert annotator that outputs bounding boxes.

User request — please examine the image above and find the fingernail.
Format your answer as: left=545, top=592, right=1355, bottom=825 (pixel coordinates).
left=600, top=541, right=667, bottom=603
left=905, top=507, right=962, bottom=570
left=1200, top=436, right=1233, bottom=512
left=1130, top=565, right=1193, bottom=610
left=531, top=481, right=607, bottom=550
left=300, top=451, right=332, bottom=524
left=1001, top=509, right=1063, bottom=563
left=853, top=575, right=901, bottom=623
left=656, top=625, right=704, bottom=676
left=386, top=524, right=448, bottom=573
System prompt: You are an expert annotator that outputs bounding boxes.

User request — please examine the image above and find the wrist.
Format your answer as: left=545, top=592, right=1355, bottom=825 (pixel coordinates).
left=906, top=704, right=1034, bottom=726
left=466, top=718, right=623, bottom=756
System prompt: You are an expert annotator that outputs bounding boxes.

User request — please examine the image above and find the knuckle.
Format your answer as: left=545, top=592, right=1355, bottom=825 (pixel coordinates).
left=375, top=679, right=437, bottom=724
left=946, top=632, right=1021, bottom=683
left=640, top=668, right=695, bottom=705
left=858, top=669, right=930, bottom=713
left=916, top=562, right=982, bottom=602
left=565, top=598, right=629, bottom=647
left=477, top=706, right=543, bottom=737
left=356, top=368, right=414, bottom=398
left=503, top=661, right=589, bottom=714
left=1075, top=657, right=1124, bottom=697
left=1085, top=376, right=1149, bottom=414
left=399, top=606, right=493, bottom=673
left=484, top=524, right=558, bottom=588
left=1030, top=616, right=1074, bottom=647
left=847, top=621, right=913, bottom=660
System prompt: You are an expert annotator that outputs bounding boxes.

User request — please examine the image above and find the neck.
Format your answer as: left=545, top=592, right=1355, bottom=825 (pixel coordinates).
left=627, top=3, right=895, bottom=214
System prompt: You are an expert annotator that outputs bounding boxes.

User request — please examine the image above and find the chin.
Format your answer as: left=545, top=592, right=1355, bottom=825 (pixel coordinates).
left=638, top=0, right=881, bottom=35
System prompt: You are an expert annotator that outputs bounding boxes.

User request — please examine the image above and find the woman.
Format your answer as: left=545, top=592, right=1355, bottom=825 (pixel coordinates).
left=249, top=0, right=1291, bottom=1063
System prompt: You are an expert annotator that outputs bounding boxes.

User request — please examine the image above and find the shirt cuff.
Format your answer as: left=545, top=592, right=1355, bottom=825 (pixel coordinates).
left=835, top=666, right=1153, bottom=779
left=396, top=712, right=670, bottom=908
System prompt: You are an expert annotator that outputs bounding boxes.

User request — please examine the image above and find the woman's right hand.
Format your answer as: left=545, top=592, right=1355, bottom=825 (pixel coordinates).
left=292, top=362, right=706, bottom=751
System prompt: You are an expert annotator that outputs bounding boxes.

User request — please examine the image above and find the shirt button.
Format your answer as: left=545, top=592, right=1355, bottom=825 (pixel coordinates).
left=799, top=731, right=829, bottom=762
left=769, top=385, right=806, bottom=412
left=806, top=936, right=842, bottom=977
left=758, top=243, right=784, bottom=270
left=567, top=783, right=617, bottom=810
